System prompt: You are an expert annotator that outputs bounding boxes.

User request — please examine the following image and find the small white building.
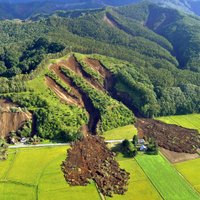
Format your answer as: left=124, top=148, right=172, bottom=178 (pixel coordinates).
left=140, top=145, right=147, bottom=151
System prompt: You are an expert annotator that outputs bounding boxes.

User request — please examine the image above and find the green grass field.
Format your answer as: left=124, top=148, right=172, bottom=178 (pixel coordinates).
left=106, top=154, right=162, bottom=200
left=1, top=145, right=199, bottom=200
left=103, top=125, right=137, bottom=140
left=0, top=146, right=163, bottom=200
left=0, top=147, right=100, bottom=200
left=157, top=114, right=200, bottom=133
left=175, top=158, right=200, bottom=193
left=135, top=154, right=200, bottom=200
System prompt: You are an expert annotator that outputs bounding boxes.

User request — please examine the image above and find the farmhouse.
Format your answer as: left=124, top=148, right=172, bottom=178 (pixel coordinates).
left=140, top=145, right=147, bottom=151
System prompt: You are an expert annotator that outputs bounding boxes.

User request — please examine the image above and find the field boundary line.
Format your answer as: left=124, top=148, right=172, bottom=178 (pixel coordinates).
left=0, top=179, right=36, bottom=188
left=160, top=153, right=200, bottom=197
left=2, top=149, right=18, bottom=180
left=135, top=156, right=164, bottom=200
left=35, top=154, right=66, bottom=200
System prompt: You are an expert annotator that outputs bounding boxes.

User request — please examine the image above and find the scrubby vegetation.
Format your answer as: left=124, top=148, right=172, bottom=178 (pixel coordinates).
left=0, top=137, right=8, bottom=160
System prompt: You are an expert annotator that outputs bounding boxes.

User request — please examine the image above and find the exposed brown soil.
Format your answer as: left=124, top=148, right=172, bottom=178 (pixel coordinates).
left=160, top=147, right=200, bottom=164
left=61, top=135, right=130, bottom=197
left=49, top=59, right=101, bottom=134
left=103, top=14, right=117, bottom=28
left=85, top=58, right=108, bottom=78
left=63, top=55, right=104, bottom=91
left=103, top=13, right=122, bottom=30
left=49, top=63, right=84, bottom=105
left=0, top=99, right=32, bottom=138
left=45, top=76, right=82, bottom=107
left=136, top=118, right=200, bottom=154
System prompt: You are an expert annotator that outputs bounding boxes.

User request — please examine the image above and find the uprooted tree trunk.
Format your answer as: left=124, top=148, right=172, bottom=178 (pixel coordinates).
left=61, top=135, right=130, bottom=197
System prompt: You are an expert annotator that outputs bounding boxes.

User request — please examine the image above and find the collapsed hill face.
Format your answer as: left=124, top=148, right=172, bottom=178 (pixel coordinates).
left=46, top=53, right=134, bottom=135
left=0, top=99, right=32, bottom=138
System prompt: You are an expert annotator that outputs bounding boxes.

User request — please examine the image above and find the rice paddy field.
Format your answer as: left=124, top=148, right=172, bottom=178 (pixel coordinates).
left=175, top=158, right=200, bottom=193
left=1, top=145, right=199, bottom=200
left=103, top=125, right=137, bottom=140
left=1, top=114, right=200, bottom=200
left=0, top=146, right=100, bottom=200
left=106, top=154, right=162, bottom=200
left=0, top=146, right=162, bottom=200
left=135, top=154, right=200, bottom=200
left=157, top=114, right=200, bottom=133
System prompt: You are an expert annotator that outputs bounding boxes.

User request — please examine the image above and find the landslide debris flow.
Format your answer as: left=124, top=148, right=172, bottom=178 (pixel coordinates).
left=46, top=54, right=200, bottom=196
left=47, top=56, right=130, bottom=197
left=136, top=118, right=200, bottom=154
left=61, top=135, right=130, bottom=197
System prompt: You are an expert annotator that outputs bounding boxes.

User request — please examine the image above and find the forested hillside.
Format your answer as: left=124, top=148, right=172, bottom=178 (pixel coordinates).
left=0, top=2, right=200, bottom=141
left=2, top=0, right=200, bottom=20
left=0, top=0, right=140, bottom=20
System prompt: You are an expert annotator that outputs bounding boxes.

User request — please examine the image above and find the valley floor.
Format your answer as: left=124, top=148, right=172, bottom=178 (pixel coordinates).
left=0, top=114, right=200, bottom=200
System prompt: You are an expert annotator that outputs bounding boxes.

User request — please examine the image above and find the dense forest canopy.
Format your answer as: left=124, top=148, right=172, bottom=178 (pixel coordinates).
left=1, top=0, right=200, bottom=20
left=0, top=1, right=200, bottom=141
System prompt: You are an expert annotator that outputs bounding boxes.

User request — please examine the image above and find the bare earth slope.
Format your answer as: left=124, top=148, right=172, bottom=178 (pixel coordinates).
left=0, top=99, right=32, bottom=137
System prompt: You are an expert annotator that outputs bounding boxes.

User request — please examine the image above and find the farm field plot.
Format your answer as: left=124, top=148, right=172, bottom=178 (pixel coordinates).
left=103, top=125, right=137, bottom=140
left=0, top=146, right=100, bottom=200
left=157, top=114, right=200, bottom=133
left=135, top=154, right=200, bottom=200
left=175, top=158, right=200, bottom=193
left=106, top=154, right=162, bottom=200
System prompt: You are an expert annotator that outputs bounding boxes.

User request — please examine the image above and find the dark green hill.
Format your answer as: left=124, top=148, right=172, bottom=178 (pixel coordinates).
left=0, top=2, right=200, bottom=141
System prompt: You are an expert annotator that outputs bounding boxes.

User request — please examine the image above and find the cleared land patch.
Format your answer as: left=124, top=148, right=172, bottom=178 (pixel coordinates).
left=135, top=154, right=200, bottom=200
left=175, top=158, right=200, bottom=193
left=160, top=147, right=199, bottom=163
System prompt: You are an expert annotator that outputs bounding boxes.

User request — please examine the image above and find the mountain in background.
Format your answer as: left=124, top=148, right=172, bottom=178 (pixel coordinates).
left=0, top=0, right=140, bottom=19
left=2, top=0, right=200, bottom=20
left=152, top=0, right=200, bottom=15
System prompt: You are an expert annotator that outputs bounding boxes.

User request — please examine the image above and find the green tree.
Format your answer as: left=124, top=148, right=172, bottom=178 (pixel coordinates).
left=0, top=137, right=8, bottom=160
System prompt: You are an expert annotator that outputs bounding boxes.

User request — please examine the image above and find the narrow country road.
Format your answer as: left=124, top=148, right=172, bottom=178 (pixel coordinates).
left=8, top=140, right=125, bottom=149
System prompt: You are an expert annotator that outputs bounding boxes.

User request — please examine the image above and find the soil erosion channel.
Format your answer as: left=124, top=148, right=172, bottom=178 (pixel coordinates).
left=48, top=55, right=141, bottom=134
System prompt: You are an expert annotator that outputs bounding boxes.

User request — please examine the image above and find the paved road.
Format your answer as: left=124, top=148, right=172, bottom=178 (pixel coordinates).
left=8, top=140, right=125, bottom=149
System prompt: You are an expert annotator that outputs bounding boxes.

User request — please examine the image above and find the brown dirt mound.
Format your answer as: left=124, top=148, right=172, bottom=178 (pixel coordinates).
left=0, top=99, right=32, bottom=138
left=136, top=118, right=200, bottom=154
left=61, top=135, right=130, bottom=197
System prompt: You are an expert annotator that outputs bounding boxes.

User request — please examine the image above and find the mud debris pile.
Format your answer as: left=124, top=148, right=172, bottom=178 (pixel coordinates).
left=61, top=135, right=130, bottom=197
